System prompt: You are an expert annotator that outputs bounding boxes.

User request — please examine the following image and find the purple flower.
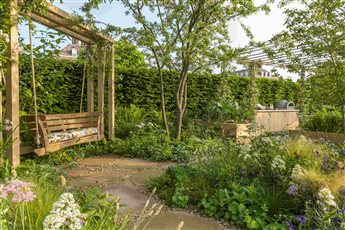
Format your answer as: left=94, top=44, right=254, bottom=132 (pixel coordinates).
left=296, top=215, right=307, bottom=224
left=287, top=184, right=299, bottom=196
left=287, top=221, right=294, bottom=230
left=337, top=208, right=345, bottom=213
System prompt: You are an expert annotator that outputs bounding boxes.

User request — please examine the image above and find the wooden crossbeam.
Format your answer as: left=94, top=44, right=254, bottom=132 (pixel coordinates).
left=45, top=3, right=113, bottom=43
left=29, top=13, right=95, bottom=44
left=24, top=2, right=114, bottom=44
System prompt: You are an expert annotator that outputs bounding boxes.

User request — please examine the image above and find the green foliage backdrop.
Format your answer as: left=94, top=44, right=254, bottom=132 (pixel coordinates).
left=19, top=57, right=84, bottom=115
left=19, top=58, right=298, bottom=116
left=117, top=68, right=298, bottom=116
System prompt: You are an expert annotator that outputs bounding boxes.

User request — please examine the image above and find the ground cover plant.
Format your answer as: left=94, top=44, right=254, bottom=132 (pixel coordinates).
left=150, top=135, right=345, bottom=229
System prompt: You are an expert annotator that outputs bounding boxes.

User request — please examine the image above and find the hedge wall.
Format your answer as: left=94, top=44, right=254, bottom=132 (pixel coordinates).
left=18, top=59, right=298, bottom=116
left=116, top=68, right=299, bottom=115
left=19, top=57, right=84, bottom=115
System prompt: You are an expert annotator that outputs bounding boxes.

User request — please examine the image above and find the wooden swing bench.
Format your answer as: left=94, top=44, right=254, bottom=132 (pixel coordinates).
left=20, top=112, right=103, bottom=156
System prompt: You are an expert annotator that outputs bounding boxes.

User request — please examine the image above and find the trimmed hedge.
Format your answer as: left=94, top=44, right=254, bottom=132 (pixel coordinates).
left=117, top=68, right=298, bottom=116
left=19, top=59, right=298, bottom=116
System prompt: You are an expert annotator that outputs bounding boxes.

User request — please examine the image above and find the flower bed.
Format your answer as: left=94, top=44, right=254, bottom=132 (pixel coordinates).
left=150, top=135, right=345, bottom=229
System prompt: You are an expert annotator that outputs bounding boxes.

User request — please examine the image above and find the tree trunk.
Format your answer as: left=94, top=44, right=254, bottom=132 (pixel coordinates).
left=174, top=72, right=188, bottom=140
left=175, top=106, right=184, bottom=140
left=341, top=104, right=345, bottom=134
left=158, top=67, right=170, bottom=136
left=152, top=50, right=170, bottom=136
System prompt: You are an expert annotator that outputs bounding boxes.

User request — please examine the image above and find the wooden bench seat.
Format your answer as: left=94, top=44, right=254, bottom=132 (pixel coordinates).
left=21, top=112, right=103, bottom=156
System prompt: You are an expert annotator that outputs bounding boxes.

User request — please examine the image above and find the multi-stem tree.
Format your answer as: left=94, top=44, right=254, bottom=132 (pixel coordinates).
left=121, top=0, right=269, bottom=139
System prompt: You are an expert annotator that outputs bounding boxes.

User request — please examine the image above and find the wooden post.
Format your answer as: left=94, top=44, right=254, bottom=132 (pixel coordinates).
left=6, top=0, right=20, bottom=167
left=107, top=44, right=115, bottom=138
left=97, top=44, right=105, bottom=135
left=86, top=45, right=94, bottom=112
left=0, top=63, right=3, bottom=142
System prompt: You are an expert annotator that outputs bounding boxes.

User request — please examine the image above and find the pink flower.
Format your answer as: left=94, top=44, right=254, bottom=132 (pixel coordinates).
left=0, top=184, right=8, bottom=199
left=2, top=180, right=36, bottom=203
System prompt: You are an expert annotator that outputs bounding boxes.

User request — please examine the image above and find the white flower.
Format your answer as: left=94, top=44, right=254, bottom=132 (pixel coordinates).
left=291, top=164, right=304, bottom=180
left=317, top=187, right=338, bottom=208
left=271, top=155, right=286, bottom=174
left=136, top=123, right=145, bottom=129
left=4, top=119, right=12, bottom=131
left=299, top=135, right=307, bottom=142
left=243, top=154, right=251, bottom=160
left=43, top=193, right=86, bottom=230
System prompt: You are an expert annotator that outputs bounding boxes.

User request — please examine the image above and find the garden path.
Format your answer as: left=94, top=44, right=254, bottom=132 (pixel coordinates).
left=65, top=155, right=224, bottom=230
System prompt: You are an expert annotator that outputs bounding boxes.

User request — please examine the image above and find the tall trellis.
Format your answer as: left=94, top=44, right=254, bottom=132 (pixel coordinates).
left=240, top=40, right=338, bottom=112
left=242, top=41, right=331, bottom=70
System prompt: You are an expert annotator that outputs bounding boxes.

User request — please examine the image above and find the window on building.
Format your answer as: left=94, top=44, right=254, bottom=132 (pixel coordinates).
left=71, top=48, right=77, bottom=57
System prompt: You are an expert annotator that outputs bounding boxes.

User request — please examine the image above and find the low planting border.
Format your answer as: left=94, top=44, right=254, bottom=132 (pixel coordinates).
left=289, top=129, right=345, bottom=144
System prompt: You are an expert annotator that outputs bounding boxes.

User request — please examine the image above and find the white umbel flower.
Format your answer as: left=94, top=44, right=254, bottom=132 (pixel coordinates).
left=271, top=155, right=286, bottom=174
left=317, top=187, right=337, bottom=208
left=43, top=193, right=86, bottom=230
left=291, top=164, right=304, bottom=180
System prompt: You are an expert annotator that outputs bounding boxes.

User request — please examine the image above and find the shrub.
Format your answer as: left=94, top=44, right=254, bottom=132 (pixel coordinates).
left=115, top=104, right=149, bottom=138
left=200, top=101, right=252, bottom=123
left=84, top=124, right=192, bottom=162
left=302, top=107, right=343, bottom=133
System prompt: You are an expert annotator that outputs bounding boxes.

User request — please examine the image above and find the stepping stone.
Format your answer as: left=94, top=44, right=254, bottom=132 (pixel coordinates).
left=65, top=168, right=90, bottom=177
left=114, top=158, right=160, bottom=169
left=77, top=155, right=163, bottom=169
left=69, top=170, right=132, bottom=187
left=77, top=155, right=119, bottom=167
left=102, top=184, right=153, bottom=212
left=142, top=211, right=222, bottom=230
left=131, top=169, right=165, bottom=186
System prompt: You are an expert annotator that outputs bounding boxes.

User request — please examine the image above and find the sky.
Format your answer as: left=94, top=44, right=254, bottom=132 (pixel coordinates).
left=19, top=0, right=300, bottom=80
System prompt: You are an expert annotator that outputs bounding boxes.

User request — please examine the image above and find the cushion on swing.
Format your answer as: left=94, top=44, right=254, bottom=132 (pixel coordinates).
left=48, top=127, right=98, bottom=144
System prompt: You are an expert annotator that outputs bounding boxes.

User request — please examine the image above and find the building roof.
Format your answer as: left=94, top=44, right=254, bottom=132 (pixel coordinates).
left=59, top=43, right=82, bottom=60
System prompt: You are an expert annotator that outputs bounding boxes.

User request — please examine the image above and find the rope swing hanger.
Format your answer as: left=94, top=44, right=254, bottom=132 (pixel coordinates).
left=28, top=24, right=88, bottom=148
left=28, top=24, right=40, bottom=148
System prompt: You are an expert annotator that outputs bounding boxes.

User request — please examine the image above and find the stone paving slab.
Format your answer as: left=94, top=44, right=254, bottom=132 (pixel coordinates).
left=69, top=169, right=132, bottom=187
left=112, top=158, right=161, bottom=169
left=101, top=184, right=153, bottom=212
left=77, top=155, right=120, bottom=167
left=77, top=155, right=166, bottom=169
left=65, top=168, right=90, bottom=177
left=143, top=211, right=222, bottom=230
left=131, top=169, right=166, bottom=186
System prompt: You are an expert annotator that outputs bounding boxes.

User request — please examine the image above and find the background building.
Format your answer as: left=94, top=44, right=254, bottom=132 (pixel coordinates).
left=235, top=67, right=274, bottom=78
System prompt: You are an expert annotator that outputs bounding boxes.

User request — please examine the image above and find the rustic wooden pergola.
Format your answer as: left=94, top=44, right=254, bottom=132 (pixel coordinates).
left=4, top=0, right=115, bottom=167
